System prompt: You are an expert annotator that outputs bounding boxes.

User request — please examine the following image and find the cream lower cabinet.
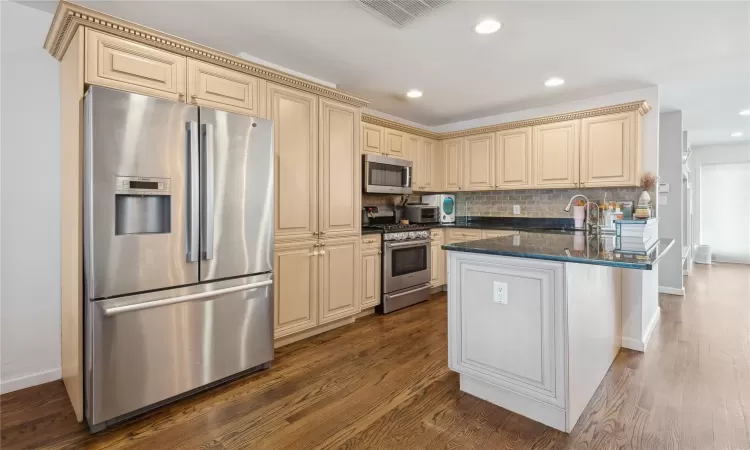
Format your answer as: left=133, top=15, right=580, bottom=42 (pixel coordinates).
left=533, top=120, right=580, bottom=188
left=463, top=133, right=495, bottom=190
left=361, top=247, right=381, bottom=309
left=274, top=240, right=319, bottom=338
left=319, top=236, right=360, bottom=324
left=580, top=112, right=640, bottom=187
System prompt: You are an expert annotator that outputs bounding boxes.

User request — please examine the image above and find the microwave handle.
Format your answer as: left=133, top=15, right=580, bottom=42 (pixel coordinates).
left=404, top=166, right=411, bottom=188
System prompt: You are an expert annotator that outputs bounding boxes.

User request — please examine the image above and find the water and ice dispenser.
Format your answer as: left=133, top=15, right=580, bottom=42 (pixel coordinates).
left=114, top=176, right=171, bottom=235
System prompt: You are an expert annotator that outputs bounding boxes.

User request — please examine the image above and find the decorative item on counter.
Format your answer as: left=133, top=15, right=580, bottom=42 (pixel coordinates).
left=637, top=172, right=658, bottom=216
left=573, top=199, right=586, bottom=229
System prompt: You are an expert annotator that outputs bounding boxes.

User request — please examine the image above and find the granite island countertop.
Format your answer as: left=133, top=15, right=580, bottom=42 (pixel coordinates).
left=442, top=231, right=674, bottom=270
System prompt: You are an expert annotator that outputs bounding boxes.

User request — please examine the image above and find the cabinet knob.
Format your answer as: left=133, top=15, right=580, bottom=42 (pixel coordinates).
left=320, top=231, right=326, bottom=235
left=320, top=243, right=326, bottom=247
left=178, top=92, right=185, bottom=99
left=313, top=231, right=319, bottom=236
left=319, top=250, right=326, bottom=256
left=191, top=95, right=197, bottom=102
left=378, top=251, right=382, bottom=255
left=580, top=182, right=585, bottom=186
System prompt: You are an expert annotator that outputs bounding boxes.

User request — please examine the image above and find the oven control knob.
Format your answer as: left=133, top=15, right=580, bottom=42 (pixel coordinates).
left=420, top=231, right=429, bottom=238
left=408, top=232, right=416, bottom=239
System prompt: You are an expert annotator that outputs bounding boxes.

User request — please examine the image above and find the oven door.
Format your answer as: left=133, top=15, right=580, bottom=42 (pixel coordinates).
left=363, top=154, right=413, bottom=194
left=383, top=240, right=431, bottom=292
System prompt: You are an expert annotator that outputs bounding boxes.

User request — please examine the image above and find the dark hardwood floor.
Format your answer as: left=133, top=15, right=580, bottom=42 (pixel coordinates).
left=2, top=263, right=749, bottom=449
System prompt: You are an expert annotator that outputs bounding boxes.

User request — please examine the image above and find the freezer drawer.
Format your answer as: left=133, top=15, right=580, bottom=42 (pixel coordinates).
left=86, top=273, right=273, bottom=426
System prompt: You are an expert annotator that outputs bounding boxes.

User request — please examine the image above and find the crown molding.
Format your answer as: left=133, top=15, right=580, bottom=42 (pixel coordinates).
left=365, top=101, right=651, bottom=141
left=361, top=114, right=440, bottom=140
left=438, top=101, right=652, bottom=139
left=43, top=1, right=369, bottom=108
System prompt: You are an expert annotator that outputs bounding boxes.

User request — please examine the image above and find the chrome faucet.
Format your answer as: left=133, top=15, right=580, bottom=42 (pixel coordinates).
left=563, top=194, right=600, bottom=232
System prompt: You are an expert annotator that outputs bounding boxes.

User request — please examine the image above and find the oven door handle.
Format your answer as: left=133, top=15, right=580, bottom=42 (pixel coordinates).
left=385, top=240, right=430, bottom=249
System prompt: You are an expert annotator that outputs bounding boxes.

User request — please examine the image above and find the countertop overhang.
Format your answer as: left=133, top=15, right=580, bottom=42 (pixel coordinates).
left=442, top=232, right=675, bottom=270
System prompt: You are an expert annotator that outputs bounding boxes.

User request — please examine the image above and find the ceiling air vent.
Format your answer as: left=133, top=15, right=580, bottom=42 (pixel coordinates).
left=355, top=0, right=450, bottom=27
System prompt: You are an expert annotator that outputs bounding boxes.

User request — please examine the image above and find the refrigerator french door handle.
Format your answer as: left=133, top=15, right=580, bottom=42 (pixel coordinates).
left=102, top=279, right=274, bottom=316
left=202, top=123, right=215, bottom=260
left=187, top=121, right=200, bottom=262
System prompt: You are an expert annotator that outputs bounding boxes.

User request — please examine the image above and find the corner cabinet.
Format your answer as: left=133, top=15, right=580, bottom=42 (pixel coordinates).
left=463, top=133, right=495, bottom=190
left=495, top=127, right=533, bottom=189
left=319, top=236, right=360, bottom=324
left=268, top=83, right=319, bottom=241
left=533, top=120, right=580, bottom=188
left=319, top=99, right=360, bottom=237
left=580, top=112, right=640, bottom=187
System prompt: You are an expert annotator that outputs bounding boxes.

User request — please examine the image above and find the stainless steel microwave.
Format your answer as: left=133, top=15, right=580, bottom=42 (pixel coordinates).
left=363, top=154, right=412, bottom=194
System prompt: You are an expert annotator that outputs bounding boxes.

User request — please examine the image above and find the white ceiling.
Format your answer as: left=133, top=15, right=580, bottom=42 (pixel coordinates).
left=26, top=0, right=750, bottom=145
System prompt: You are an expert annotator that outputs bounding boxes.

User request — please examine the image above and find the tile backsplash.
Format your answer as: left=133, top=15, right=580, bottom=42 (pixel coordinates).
left=456, top=187, right=645, bottom=218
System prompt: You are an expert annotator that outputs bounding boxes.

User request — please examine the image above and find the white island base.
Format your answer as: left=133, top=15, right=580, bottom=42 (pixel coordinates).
left=446, top=250, right=659, bottom=432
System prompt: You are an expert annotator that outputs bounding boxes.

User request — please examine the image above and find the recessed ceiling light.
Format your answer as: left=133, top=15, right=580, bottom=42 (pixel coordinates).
left=474, top=19, right=502, bottom=34
left=406, top=90, right=423, bottom=98
left=740, top=109, right=750, bottom=116
left=544, top=77, right=565, bottom=87
left=730, top=132, right=744, bottom=137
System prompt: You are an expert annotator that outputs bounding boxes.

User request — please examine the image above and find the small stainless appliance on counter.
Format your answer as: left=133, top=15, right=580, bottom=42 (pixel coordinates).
left=362, top=154, right=413, bottom=194
left=422, top=194, right=456, bottom=223
left=83, top=86, right=274, bottom=432
left=404, top=204, right=440, bottom=224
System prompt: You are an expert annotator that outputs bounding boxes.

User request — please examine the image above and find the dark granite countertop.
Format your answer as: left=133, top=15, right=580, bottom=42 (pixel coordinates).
left=442, top=231, right=675, bottom=270
left=362, top=229, right=383, bottom=235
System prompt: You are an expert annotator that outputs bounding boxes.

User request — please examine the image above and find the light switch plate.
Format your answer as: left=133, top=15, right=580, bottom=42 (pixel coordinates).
left=513, top=205, right=521, bottom=215
left=658, top=194, right=668, bottom=205
left=513, top=235, right=520, bottom=246
left=493, top=281, right=508, bottom=304
left=658, top=183, right=670, bottom=193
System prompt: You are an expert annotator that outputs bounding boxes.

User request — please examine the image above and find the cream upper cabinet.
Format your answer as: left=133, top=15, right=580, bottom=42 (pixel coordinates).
left=361, top=247, right=381, bottom=309
left=463, top=133, right=495, bottom=191
left=268, top=83, right=319, bottom=241
left=385, top=128, right=407, bottom=158
left=319, top=236, right=360, bottom=324
left=420, top=138, right=436, bottom=191
left=495, top=127, right=533, bottom=189
left=319, top=99, right=360, bottom=237
left=85, top=29, right=186, bottom=101
left=580, top=112, right=640, bottom=187
left=187, top=58, right=260, bottom=116
left=406, top=134, right=422, bottom=189
left=274, top=240, right=318, bottom=338
left=361, top=123, right=384, bottom=155
left=443, top=138, right=464, bottom=191
left=533, top=120, right=580, bottom=188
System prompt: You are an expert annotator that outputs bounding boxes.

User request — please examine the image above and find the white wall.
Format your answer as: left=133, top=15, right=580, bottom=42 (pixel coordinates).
left=657, top=111, right=684, bottom=293
left=0, top=1, right=61, bottom=393
left=690, top=141, right=750, bottom=261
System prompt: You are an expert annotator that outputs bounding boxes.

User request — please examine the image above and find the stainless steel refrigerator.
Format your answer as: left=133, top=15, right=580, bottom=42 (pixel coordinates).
left=82, top=86, right=274, bottom=431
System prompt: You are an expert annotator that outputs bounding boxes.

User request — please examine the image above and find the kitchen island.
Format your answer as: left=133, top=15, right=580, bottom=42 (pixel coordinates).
left=443, top=232, right=673, bottom=432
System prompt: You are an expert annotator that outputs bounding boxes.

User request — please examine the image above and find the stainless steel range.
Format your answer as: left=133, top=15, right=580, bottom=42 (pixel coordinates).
left=365, top=223, right=432, bottom=314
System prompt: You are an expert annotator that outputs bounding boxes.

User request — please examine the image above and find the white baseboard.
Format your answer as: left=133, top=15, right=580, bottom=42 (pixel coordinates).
left=621, top=311, right=660, bottom=353
left=659, top=286, right=685, bottom=296
left=1, top=367, right=61, bottom=394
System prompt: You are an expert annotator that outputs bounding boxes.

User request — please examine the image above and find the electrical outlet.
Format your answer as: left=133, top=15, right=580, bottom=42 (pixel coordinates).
left=493, top=281, right=508, bottom=304
left=513, top=205, right=521, bottom=215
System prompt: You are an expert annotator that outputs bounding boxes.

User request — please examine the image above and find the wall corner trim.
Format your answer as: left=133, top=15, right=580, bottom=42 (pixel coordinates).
left=658, top=286, right=685, bottom=296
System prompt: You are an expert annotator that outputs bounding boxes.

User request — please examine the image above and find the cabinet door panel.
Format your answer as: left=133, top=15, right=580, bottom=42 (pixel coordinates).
left=421, top=139, right=435, bottom=191
left=534, top=120, right=580, bottom=188
left=464, top=134, right=495, bottom=190
left=361, top=248, right=381, bottom=308
left=430, top=242, right=441, bottom=286
left=85, top=29, right=186, bottom=100
left=320, top=99, right=360, bottom=237
left=187, top=59, right=259, bottom=115
left=443, top=138, right=464, bottom=190
left=361, top=123, right=384, bottom=155
left=320, top=237, right=360, bottom=323
left=268, top=83, right=318, bottom=240
left=580, top=112, right=638, bottom=187
left=274, top=241, right=318, bottom=338
left=385, top=129, right=406, bottom=158
left=496, top=127, right=532, bottom=189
